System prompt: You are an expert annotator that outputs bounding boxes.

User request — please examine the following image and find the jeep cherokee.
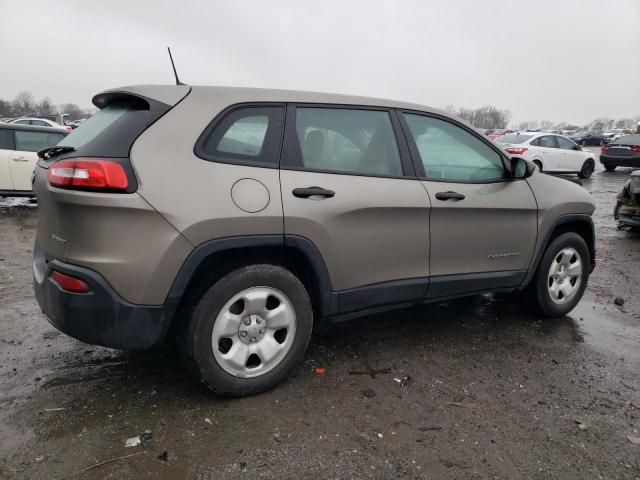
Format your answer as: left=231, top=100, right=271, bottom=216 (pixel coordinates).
left=33, top=85, right=596, bottom=396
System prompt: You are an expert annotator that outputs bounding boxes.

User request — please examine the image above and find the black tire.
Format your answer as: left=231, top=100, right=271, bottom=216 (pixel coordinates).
left=177, top=264, right=313, bottom=397
left=528, top=232, right=590, bottom=318
left=533, top=160, right=543, bottom=172
left=603, top=164, right=616, bottom=171
left=578, top=159, right=595, bottom=179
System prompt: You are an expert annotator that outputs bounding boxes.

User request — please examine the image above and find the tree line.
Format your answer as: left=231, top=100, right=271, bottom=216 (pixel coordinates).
left=0, top=91, right=94, bottom=122
left=444, top=104, right=639, bottom=132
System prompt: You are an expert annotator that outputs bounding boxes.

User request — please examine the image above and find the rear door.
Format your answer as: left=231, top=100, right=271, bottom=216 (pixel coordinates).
left=12, top=130, right=65, bottom=190
left=399, top=111, right=537, bottom=298
left=280, top=105, right=430, bottom=312
left=0, top=128, right=15, bottom=190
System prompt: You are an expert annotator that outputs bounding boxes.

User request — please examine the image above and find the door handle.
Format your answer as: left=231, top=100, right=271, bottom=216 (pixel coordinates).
left=292, top=187, right=335, bottom=199
left=435, top=191, right=465, bottom=201
left=12, top=157, right=29, bottom=162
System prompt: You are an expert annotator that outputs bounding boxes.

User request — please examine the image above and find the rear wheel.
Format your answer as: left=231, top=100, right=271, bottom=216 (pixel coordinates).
left=578, top=159, right=595, bottom=178
left=604, top=164, right=616, bottom=171
left=533, top=160, right=543, bottom=172
left=177, top=264, right=313, bottom=396
left=528, top=232, right=589, bottom=318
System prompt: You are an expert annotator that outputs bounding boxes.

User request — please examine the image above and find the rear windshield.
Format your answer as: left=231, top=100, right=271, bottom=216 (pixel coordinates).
left=497, top=134, right=533, bottom=144
left=58, top=101, right=131, bottom=149
left=47, top=95, right=170, bottom=160
left=612, top=135, right=640, bottom=146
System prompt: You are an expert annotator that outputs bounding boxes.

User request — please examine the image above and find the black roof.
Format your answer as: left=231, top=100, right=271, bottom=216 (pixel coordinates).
left=0, top=122, right=68, bottom=135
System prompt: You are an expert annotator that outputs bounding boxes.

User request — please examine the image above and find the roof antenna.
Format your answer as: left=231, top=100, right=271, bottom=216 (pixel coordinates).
left=167, top=47, right=185, bottom=85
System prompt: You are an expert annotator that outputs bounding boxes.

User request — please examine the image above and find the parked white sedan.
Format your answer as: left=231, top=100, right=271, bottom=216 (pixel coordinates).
left=0, top=124, right=68, bottom=195
left=496, top=133, right=596, bottom=178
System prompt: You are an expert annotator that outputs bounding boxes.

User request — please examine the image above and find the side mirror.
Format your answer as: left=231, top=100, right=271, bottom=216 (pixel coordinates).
left=510, top=157, right=533, bottom=179
left=574, top=144, right=582, bottom=151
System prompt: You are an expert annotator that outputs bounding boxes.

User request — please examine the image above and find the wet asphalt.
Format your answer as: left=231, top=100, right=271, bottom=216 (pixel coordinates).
left=1, top=151, right=640, bottom=479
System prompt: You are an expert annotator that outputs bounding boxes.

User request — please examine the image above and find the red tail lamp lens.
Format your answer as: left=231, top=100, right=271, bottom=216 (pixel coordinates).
left=505, top=147, right=528, bottom=155
left=48, top=159, right=128, bottom=190
left=50, top=270, right=90, bottom=293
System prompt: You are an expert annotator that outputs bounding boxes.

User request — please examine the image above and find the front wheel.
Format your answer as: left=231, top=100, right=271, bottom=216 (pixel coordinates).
left=578, top=159, right=595, bottom=178
left=177, top=264, right=313, bottom=396
left=529, top=232, right=589, bottom=318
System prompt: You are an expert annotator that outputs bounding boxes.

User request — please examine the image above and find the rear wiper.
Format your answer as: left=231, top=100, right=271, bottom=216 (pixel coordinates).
left=37, top=145, right=75, bottom=159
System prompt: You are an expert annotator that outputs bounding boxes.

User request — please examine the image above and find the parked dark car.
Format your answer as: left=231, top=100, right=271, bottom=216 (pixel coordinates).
left=600, top=135, right=640, bottom=171
left=569, top=131, right=606, bottom=146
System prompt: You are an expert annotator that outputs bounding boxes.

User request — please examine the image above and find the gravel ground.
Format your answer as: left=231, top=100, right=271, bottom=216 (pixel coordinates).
left=1, top=154, right=640, bottom=479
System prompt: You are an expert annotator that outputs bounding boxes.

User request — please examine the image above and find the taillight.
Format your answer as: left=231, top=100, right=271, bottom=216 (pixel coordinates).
left=505, top=147, right=528, bottom=155
left=601, top=144, right=610, bottom=152
left=48, top=159, right=128, bottom=191
left=632, top=146, right=640, bottom=153
left=50, top=270, right=91, bottom=293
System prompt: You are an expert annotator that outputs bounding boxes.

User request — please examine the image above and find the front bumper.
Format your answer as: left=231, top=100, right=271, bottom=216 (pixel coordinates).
left=33, top=243, right=177, bottom=350
left=619, top=215, right=640, bottom=228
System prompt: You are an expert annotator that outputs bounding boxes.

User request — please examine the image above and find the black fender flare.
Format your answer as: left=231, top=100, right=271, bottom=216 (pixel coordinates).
left=165, top=235, right=338, bottom=316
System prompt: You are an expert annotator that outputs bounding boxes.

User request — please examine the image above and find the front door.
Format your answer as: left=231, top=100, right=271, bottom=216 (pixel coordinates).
left=399, top=112, right=538, bottom=298
left=0, top=128, right=15, bottom=190
left=280, top=106, right=431, bottom=313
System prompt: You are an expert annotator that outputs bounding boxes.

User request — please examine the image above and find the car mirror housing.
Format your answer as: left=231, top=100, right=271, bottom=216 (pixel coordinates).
left=510, top=156, right=533, bottom=179
left=574, top=144, right=582, bottom=151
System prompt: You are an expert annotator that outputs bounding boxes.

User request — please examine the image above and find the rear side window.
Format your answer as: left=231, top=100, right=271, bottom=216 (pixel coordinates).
left=291, top=107, right=402, bottom=176
left=0, top=129, right=14, bottom=150
left=197, top=106, right=284, bottom=167
left=15, top=131, right=65, bottom=152
left=531, top=136, right=556, bottom=148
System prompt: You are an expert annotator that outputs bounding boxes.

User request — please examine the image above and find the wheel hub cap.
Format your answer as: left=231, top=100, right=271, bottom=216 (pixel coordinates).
left=547, top=247, right=582, bottom=305
left=211, top=286, right=297, bottom=378
left=238, top=314, right=266, bottom=344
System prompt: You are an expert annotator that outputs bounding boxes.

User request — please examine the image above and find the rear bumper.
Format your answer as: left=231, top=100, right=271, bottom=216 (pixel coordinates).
left=33, top=243, right=176, bottom=350
left=600, top=154, right=640, bottom=168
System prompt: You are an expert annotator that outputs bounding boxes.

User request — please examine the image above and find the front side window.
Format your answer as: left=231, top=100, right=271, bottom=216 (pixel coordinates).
left=403, top=113, right=506, bottom=182
left=198, top=106, right=284, bottom=166
left=293, top=108, right=402, bottom=176
left=15, top=131, right=65, bottom=152
left=556, top=136, right=576, bottom=150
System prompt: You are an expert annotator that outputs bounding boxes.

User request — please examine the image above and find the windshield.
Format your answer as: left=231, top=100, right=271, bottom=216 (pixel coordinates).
left=613, top=135, right=640, bottom=146
left=56, top=101, right=131, bottom=148
left=497, top=134, right=533, bottom=144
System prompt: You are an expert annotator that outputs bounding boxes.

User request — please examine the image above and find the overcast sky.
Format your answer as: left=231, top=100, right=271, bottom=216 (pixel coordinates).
left=1, top=0, right=638, bottom=124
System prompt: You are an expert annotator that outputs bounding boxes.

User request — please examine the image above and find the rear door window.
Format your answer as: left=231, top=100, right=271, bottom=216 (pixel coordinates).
left=533, top=136, right=557, bottom=148
left=0, top=129, right=15, bottom=150
left=288, top=107, right=403, bottom=176
left=15, top=131, right=65, bottom=152
left=196, top=106, right=284, bottom=167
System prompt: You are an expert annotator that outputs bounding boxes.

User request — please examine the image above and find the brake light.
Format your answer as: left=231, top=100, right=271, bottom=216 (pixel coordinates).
left=50, top=270, right=90, bottom=293
left=48, top=159, right=128, bottom=191
left=632, top=146, right=640, bottom=153
left=601, top=144, right=610, bottom=152
left=505, top=147, right=528, bottom=155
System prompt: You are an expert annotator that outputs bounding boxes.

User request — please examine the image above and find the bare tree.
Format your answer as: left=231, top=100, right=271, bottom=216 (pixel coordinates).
left=38, top=97, right=56, bottom=116
left=540, top=120, right=553, bottom=131
left=12, top=91, right=36, bottom=116
left=58, top=103, right=84, bottom=121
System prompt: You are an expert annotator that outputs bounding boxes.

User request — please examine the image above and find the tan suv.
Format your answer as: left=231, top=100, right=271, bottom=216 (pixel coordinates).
left=33, top=85, right=596, bottom=396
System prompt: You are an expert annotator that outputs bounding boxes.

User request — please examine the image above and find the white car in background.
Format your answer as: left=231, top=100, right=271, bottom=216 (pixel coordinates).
left=9, top=117, right=72, bottom=133
left=496, top=132, right=596, bottom=178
